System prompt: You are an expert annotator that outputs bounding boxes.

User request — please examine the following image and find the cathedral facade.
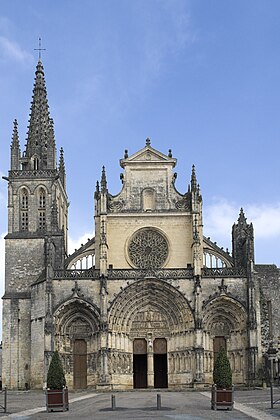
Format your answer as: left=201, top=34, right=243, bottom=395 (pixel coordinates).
left=2, top=60, right=279, bottom=390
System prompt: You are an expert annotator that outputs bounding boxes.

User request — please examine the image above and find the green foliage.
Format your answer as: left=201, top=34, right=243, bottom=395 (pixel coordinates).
left=47, top=351, right=66, bottom=390
left=213, top=347, right=232, bottom=389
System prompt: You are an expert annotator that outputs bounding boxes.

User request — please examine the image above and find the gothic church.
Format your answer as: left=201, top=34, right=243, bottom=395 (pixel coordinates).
left=2, top=59, right=280, bottom=390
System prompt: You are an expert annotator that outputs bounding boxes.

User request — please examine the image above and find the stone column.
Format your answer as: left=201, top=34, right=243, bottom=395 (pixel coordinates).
left=147, top=338, right=154, bottom=388
left=194, top=346, right=205, bottom=383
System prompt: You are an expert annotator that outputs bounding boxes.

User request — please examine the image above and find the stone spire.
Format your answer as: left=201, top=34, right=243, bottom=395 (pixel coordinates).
left=10, top=119, right=20, bottom=170
left=101, top=166, right=107, bottom=192
left=25, top=59, right=56, bottom=170
left=59, top=147, right=66, bottom=189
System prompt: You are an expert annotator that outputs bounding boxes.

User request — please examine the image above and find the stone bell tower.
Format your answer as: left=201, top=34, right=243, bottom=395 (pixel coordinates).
left=2, top=59, right=68, bottom=389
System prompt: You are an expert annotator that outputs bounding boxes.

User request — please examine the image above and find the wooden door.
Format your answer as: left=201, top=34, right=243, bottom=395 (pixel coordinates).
left=153, top=338, right=168, bottom=388
left=213, top=336, right=226, bottom=363
left=133, top=339, right=147, bottom=389
left=73, top=339, right=87, bottom=389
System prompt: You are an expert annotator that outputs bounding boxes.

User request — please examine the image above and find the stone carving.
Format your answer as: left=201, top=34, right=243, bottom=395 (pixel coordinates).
left=128, top=228, right=168, bottom=268
left=107, top=268, right=193, bottom=279
left=108, top=198, right=125, bottom=212
left=175, top=197, right=190, bottom=210
left=131, top=309, right=167, bottom=333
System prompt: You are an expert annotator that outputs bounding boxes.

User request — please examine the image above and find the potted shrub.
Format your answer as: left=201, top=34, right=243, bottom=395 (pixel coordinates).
left=46, top=351, right=69, bottom=412
left=211, top=347, right=234, bottom=410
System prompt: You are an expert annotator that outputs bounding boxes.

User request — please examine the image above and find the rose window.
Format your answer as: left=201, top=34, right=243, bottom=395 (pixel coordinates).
left=128, top=228, right=168, bottom=269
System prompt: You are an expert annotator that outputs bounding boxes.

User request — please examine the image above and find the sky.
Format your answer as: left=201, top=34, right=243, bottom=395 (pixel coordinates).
left=1, top=0, right=280, bottom=312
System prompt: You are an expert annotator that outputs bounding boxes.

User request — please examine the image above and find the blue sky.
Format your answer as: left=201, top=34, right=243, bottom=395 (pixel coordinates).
left=1, top=0, right=280, bottom=297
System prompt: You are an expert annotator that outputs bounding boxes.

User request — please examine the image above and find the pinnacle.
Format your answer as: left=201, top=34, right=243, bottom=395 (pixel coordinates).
left=191, top=164, right=197, bottom=191
left=101, top=166, right=107, bottom=192
left=11, top=119, right=19, bottom=147
left=59, top=148, right=65, bottom=172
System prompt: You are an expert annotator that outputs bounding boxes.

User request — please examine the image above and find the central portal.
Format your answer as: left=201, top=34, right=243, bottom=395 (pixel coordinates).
left=133, top=338, right=168, bottom=389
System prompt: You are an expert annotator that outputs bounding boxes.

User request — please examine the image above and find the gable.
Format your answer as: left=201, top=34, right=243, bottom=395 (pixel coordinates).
left=120, top=143, right=177, bottom=168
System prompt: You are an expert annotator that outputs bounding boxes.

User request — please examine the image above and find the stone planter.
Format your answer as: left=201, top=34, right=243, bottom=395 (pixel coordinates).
left=211, top=384, right=234, bottom=410
left=46, top=387, right=69, bottom=412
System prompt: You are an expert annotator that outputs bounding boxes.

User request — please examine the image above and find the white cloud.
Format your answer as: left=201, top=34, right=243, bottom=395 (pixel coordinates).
left=204, top=198, right=280, bottom=265
left=68, top=232, right=93, bottom=255
left=0, top=36, right=33, bottom=64
left=205, top=199, right=280, bottom=240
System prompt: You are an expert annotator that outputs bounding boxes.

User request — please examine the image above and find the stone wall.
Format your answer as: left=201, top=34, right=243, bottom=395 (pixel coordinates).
left=255, top=264, right=280, bottom=351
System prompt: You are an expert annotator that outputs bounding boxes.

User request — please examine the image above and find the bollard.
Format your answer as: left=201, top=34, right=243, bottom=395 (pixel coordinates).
left=4, top=388, right=7, bottom=413
left=111, top=394, right=116, bottom=410
left=157, top=393, right=161, bottom=410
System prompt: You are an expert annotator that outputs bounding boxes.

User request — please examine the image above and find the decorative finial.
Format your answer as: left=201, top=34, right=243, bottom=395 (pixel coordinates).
left=218, top=279, right=228, bottom=295
left=146, top=137, right=151, bottom=146
left=168, top=149, right=172, bottom=157
left=238, top=208, right=247, bottom=225
left=124, top=149, right=128, bottom=159
left=34, top=37, right=46, bottom=60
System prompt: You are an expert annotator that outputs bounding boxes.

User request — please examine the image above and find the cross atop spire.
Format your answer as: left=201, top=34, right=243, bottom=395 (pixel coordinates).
left=34, top=37, right=46, bottom=60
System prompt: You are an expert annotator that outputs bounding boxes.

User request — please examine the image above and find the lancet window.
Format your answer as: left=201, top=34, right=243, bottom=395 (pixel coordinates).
left=38, top=188, right=46, bottom=230
left=20, top=188, right=29, bottom=230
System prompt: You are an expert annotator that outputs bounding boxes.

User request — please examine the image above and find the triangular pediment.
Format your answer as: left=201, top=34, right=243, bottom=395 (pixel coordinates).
left=120, top=144, right=177, bottom=168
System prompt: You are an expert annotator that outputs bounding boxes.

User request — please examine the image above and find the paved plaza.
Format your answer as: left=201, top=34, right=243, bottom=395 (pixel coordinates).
left=0, top=388, right=279, bottom=419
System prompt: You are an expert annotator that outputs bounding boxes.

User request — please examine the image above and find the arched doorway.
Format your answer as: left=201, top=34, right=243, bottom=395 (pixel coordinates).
left=203, top=296, right=247, bottom=384
left=108, top=278, right=194, bottom=389
left=54, top=297, right=99, bottom=389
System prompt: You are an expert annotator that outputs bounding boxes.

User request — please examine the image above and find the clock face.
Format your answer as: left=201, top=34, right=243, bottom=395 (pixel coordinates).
left=128, top=228, right=169, bottom=269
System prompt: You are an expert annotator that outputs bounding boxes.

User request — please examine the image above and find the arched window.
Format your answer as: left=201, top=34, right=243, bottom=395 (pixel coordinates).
left=39, top=188, right=46, bottom=209
left=20, top=188, right=29, bottom=230
left=33, top=157, right=39, bottom=170
left=38, top=188, right=46, bottom=230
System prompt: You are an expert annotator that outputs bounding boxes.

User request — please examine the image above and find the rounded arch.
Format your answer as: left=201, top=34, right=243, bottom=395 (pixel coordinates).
left=202, top=296, right=247, bottom=336
left=203, top=248, right=232, bottom=268
left=108, top=278, right=194, bottom=335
